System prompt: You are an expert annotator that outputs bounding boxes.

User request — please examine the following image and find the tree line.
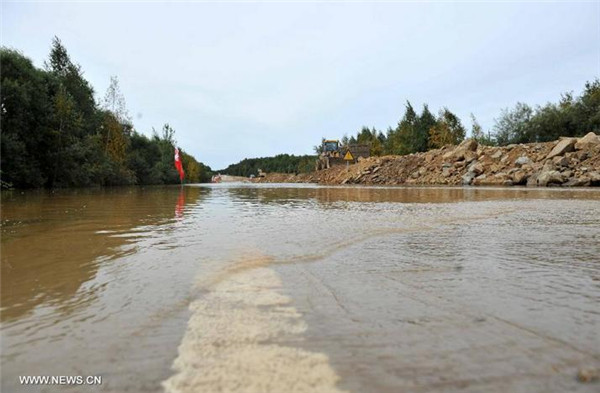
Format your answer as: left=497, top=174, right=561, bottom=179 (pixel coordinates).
left=219, top=154, right=316, bottom=177
left=1, top=37, right=212, bottom=189
left=336, top=79, right=599, bottom=157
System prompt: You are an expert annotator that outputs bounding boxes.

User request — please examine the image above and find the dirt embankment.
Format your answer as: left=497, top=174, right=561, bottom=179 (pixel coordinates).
left=256, top=132, right=600, bottom=187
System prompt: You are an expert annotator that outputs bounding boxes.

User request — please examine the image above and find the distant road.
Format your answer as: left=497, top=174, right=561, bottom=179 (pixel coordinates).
left=219, top=175, right=251, bottom=183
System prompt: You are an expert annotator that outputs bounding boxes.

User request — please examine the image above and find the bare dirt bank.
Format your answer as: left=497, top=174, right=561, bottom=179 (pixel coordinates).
left=256, top=132, right=600, bottom=187
left=218, top=174, right=252, bottom=183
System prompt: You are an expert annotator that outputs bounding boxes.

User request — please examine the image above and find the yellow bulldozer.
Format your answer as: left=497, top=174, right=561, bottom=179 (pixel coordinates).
left=315, top=139, right=370, bottom=171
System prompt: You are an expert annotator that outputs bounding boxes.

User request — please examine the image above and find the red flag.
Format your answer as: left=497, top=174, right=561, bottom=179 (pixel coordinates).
left=174, top=147, right=185, bottom=181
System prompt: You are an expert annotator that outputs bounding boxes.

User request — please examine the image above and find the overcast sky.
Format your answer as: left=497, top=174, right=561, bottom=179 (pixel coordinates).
left=2, top=1, right=599, bottom=169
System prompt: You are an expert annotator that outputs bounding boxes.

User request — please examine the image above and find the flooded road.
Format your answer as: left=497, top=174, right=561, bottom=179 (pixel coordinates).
left=1, top=185, right=599, bottom=392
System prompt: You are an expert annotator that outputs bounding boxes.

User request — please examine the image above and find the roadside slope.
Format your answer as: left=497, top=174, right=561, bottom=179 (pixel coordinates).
left=256, top=133, right=600, bottom=187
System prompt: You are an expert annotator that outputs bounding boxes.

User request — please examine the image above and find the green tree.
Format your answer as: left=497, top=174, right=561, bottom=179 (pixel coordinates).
left=493, top=102, right=533, bottom=145
left=428, top=108, right=466, bottom=148
left=50, top=84, right=82, bottom=186
left=0, top=49, right=52, bottom=187
left=220, top=154, right=317, bottom=177
left=414, top=105, right=436, bottom=153
left=181, top=150, right=201, bottom=183
left=46, top=37, right=96, bottom=126
left=383, top=126, right=395, bottom=154
left=127, top=131, right=162, bottom=184
left=575, top=79, right=600, bottom=134
left=395, top=101, right=418, bottom=155
left=369, top=129, right=384, bottom=156
left=45, top=36, right=70, bottom=77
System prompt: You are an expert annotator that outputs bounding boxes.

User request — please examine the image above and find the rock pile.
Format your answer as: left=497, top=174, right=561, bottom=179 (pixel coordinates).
left=256, top=133, right=600, bottom=187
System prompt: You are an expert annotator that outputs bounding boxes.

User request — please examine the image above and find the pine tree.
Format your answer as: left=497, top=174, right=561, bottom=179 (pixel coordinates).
left=45, top=36, right=70, bottom=77
left=414, top=104, right=436, bottom=152
left=395, top=101, right=418, bottom=155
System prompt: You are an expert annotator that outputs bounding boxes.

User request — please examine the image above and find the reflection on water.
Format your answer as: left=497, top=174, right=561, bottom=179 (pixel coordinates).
left=175, top=188, right=185, bottom=219
left=1, top=186, right=206, bottom=323
left=224, top=183, right=600, bottom=205
left=1, top=184, right=599, bottom=393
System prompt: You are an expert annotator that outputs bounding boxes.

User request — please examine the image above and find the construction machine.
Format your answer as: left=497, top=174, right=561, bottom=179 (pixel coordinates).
left=315, top=139, right=370, bottom=171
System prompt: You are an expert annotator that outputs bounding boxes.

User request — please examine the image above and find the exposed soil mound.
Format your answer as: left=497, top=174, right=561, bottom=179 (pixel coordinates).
left=256, top=133, right=600, bottom=187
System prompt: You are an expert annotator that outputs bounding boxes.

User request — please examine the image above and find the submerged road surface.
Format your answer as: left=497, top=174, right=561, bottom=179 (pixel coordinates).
left=1, top=185, right=599, bottom=392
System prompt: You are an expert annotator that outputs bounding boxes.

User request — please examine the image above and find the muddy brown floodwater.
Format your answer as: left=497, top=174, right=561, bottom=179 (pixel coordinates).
left=1, top=184, right=599, bottom=393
